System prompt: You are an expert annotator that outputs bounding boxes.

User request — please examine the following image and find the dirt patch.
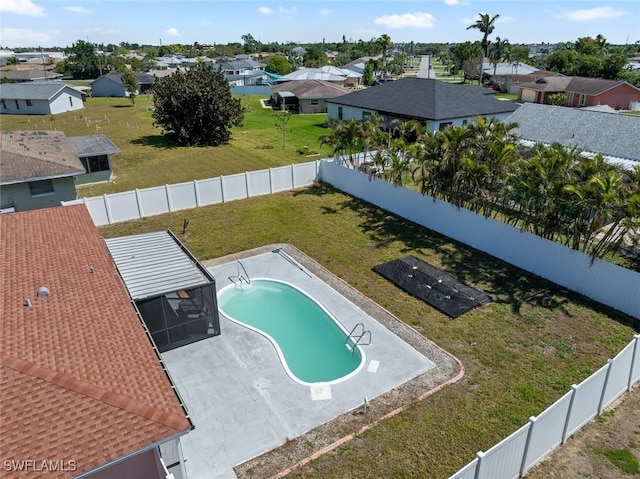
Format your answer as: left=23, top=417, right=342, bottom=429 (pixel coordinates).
left=203, top=244, right=463, bottom=479
left=527, top=384, right=640, bottom=479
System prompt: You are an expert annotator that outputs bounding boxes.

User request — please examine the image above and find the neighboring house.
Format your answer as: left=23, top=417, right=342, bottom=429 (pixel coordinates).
left=90, top=72, right=156, bottom=97
left=0, top=131, right=85, bottom=212
left=216, top=59, right=266, bottom=75
left=270, top=80, right=350, bottom=113
left=517, top=76, right=640, bottom=110
left=507, top=103, right=640, bottom=170
left=326, top=78, right=520, bottom=131
left=277, top=68, right=346, bottom=85
left=0, top=81, right=84, bottom=115
left=225, top=71, right=269, bottom=87
left=482, top=60, right=539, bottom=78
left=0, top=204, right=193, bottom=479
left=0, top=68, right=63, bottom=82
left=68, top=134, right=120, bottom=185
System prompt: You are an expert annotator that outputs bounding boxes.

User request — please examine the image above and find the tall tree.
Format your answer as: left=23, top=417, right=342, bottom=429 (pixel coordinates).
left=488, top=37, right=510, bottom=76
left=265, top=55, right=293, bottom=75
left=121, top=70, right=139, bottom=106
left=65, top=40, right=101, bottom=79
left=241, top=33, right=259, bottom=54
left=376, top=34, right=393, bottom=79
left=466, top=13, right=500, bottom=84
left=151, top=64, right=244, bottom=146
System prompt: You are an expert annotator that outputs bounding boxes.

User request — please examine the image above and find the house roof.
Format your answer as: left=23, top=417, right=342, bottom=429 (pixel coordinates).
left=279, top=69, right=346, bottom=82
left=0, top=131, right=86, bottom=185
left=482, top=61, right=538, bottom=76
left=0, top=205, right=192, bottom=478
left=67, top=134, right=120, bottom=158
left=327, top=78, right=520, bottom=121
left=217, top=59, right=266, bottom=71
left=90, top=72, right=156, bottom=87
left=0, top=69, right=63, bottom=81
left=0, top=81, right=78, bottom=101
left=271, top=79, right=349, bottom=99
left=517, top=76, right=638, bottom=95
left=508, top=103, right=640, bottom=165
left=104, top=231, right=214, bottom=301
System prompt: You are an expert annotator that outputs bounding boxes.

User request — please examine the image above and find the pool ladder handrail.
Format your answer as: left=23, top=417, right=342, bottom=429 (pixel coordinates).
left=345, top=323, right=371, bottom=353
left=229, top=260, right=251, bottom=286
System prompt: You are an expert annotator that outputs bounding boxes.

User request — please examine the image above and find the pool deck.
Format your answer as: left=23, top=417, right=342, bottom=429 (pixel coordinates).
left=161, top=245, right=460, bottom=479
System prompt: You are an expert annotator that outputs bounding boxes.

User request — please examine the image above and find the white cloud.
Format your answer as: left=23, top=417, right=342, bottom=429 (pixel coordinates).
left=165, top=27, right=180, bottom=37
left=64, top=6, right=94, bottom=14
left=320, top=9, right=330, bottom=16
left=554, top=6, right=625, bottom=21
left=1, top=27, right=50, bottom=46
left=374, top=12, right=436, bottom=29
left=444, top=0, right=470, bottom=6
left=258, top=6, right=273, bottom=14
left=1, top=0, right=44, bottom=16
left=278, top=6, right=297, bottom=15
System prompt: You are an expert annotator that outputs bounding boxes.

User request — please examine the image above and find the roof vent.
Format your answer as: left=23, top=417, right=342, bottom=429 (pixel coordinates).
left=89, top=266, right=95, bottom=274
left=37, top=286, right=50, bottom=298
left=24, top=297, right=32, bottom=307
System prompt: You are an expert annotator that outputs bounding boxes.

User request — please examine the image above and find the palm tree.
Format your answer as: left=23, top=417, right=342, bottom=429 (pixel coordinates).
left=488, top=36, right=510, bottom=76
left=466, top=13, right=500, bottom=84
left=376, top=34, right=393, bottom=79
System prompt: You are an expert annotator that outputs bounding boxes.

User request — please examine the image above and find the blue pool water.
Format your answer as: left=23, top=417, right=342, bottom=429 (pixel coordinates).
left=218, top=279, right=364, bottom=385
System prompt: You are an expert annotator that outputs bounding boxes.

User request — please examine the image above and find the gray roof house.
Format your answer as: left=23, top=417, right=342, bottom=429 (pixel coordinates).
left=68, top=134, right=120, bottom=185
left=216, top=59, right=266, bottom=75
left=0, top=131, right=85, bottom=212
left=0, top=68, right=63, bottom=82
left=326, top=78, right=520, bottom=131
left=0, top=81, right=84, bottom=115
left=90, top=72, right=156, bottom=97
left=507, top=103, right=640, bottom=170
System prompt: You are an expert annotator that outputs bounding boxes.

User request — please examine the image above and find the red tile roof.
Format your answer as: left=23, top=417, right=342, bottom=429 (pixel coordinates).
left=0, top=205, right=192, bottom=479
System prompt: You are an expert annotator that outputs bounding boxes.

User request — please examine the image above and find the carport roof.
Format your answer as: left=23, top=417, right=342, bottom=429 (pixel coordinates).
left=105, top=230, right=214, bottom=300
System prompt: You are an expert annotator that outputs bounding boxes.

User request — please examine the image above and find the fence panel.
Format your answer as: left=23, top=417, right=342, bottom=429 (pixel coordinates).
left=293, top=161, right=318, bottom=188
left=138, top=186, right=170, bottom=217
left=448, top=458, right=478, bottom=479
left=601, top=341, right=636, bottom=410
left=168, top=181, right=198, bottom=211
left=82, top=197, right=110, bottom=226
left=197, top=177, right=223, bottom=206
left=317, top=161, right=640, bottom=319
left=631, top=335, right=640, bottom=386
left=247, top=170, right=272, bottom=196
left=107, top=191, right=141, bottom=223
left=522, top=391, right=573, bottom=473
left=222, top=173, right=248, bottom=201
left=476, top=424, right=530, bottom=479
left=271, top=165, right=295, bottom=192
left=564, top=364, right=609, bottom=438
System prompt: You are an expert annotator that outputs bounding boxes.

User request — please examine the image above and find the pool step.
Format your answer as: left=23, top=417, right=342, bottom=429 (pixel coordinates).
left=346, top=323, right=371, bottom=353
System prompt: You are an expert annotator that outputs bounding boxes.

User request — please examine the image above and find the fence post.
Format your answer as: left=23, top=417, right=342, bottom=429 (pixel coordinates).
left=291, top=164, right=295, bottom=188
left=165, top=184, right=173, bottom=212
left=193, top=180, right=200, bottom=207
left=103, top=194, right=112, bottom=225
left=220, top=175, right=226, bottom=202
left=315, top=160, right=320, bottom=180
left=245, top=171, right=250, bottom=198
left=134, top=188, right=144, bottom=218
left=561, top=385, right=579, bottom=444
left=628, top=334, right=640, bottom=390
left=268, top=168, right=273, bottom=194
left=598, top=359, right=614, bottom=415
left=473, top=451, right=485, bottom=479
left=519, top=417, right=536, bottom=476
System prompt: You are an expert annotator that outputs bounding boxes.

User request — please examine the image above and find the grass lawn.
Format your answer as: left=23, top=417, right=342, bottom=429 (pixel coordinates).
left=0, top=94, right=332, bottom=197
left=99, top=183, right=637, bottom=478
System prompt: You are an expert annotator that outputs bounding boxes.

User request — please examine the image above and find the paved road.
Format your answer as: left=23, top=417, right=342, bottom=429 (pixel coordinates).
left=417, top=55, right=436, bottom=79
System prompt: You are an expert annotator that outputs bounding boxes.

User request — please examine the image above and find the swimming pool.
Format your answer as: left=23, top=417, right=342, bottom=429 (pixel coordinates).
left=217, top=279, right=365, bottom=385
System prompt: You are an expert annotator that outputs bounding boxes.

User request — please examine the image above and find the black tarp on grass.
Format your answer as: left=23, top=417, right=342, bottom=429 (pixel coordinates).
left=373, top=255, right=491, bottom=318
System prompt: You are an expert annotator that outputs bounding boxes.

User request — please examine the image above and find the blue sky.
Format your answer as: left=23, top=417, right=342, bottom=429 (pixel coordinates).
left=1, top=0, right=639, bottom=49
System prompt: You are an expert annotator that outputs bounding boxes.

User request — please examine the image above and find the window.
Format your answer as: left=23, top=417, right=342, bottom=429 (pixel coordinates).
left=29, top=179, right=54, bottom=196
left=1, top=99, right=6, bottom=110
left=362, top=111, right=372, bottom=120
left=579, top=94, right=586, bottom=107
left=309, top=99, right=319, bottom=106
left=438, top=122, right=452, bottom=131
left=462, top=119, right=468, bottom=125
left=80, top=155, right=110, bottom=173
left=69, top=96, right=73, bottom=107
left=338, top=106, right=343, bottom=120
left=26, top=99, right=33, bottom=106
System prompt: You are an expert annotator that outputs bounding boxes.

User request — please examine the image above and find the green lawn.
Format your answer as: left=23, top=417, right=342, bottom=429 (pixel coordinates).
left=0, top=94, right=332, bottom=197
left=99, top=184, right=637, bottom=479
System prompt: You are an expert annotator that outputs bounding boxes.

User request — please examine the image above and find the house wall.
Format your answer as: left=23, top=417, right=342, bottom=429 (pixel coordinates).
left=49, top=89, right=84, bottom=114
left=91, top=78, right=126, bottom=97
left=83, top=448, right=163, bottom=479
left=299, top=98, right=329, bottom=114
left=573, top=85, right=640, bottom=110
left=1, top=98, right=52, bottom=115
left=0, top=177, right=78, bottom=212
left=76, top=170, right=113, bottom=185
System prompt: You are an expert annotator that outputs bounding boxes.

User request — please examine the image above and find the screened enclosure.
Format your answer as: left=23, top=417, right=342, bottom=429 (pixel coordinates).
left=105, top=230, right=220, bottom=352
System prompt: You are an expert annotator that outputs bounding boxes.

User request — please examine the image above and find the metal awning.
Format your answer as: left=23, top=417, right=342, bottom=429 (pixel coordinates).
left=104, top=231, right=214, bottom=301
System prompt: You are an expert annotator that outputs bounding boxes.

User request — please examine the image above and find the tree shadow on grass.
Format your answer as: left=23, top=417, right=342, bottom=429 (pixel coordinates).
left=131, top=134, right=178, bottom=149
left=315, top=184, right=637, bottom=330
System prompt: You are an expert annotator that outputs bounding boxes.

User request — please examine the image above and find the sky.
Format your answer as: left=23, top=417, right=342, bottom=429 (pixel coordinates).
left=1, top=0, right=639, bottom=49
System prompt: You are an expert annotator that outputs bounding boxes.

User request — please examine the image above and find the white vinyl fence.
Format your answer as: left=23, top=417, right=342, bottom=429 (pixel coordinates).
left=449, top=334, right=640, bottom=479
left=317, top=160, right=640, bottom=319
left=63, top=161, right=321, bottom=226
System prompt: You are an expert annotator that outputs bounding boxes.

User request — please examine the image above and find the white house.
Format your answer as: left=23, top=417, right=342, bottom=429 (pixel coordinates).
left=0, top=81, right=84, bottom=115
